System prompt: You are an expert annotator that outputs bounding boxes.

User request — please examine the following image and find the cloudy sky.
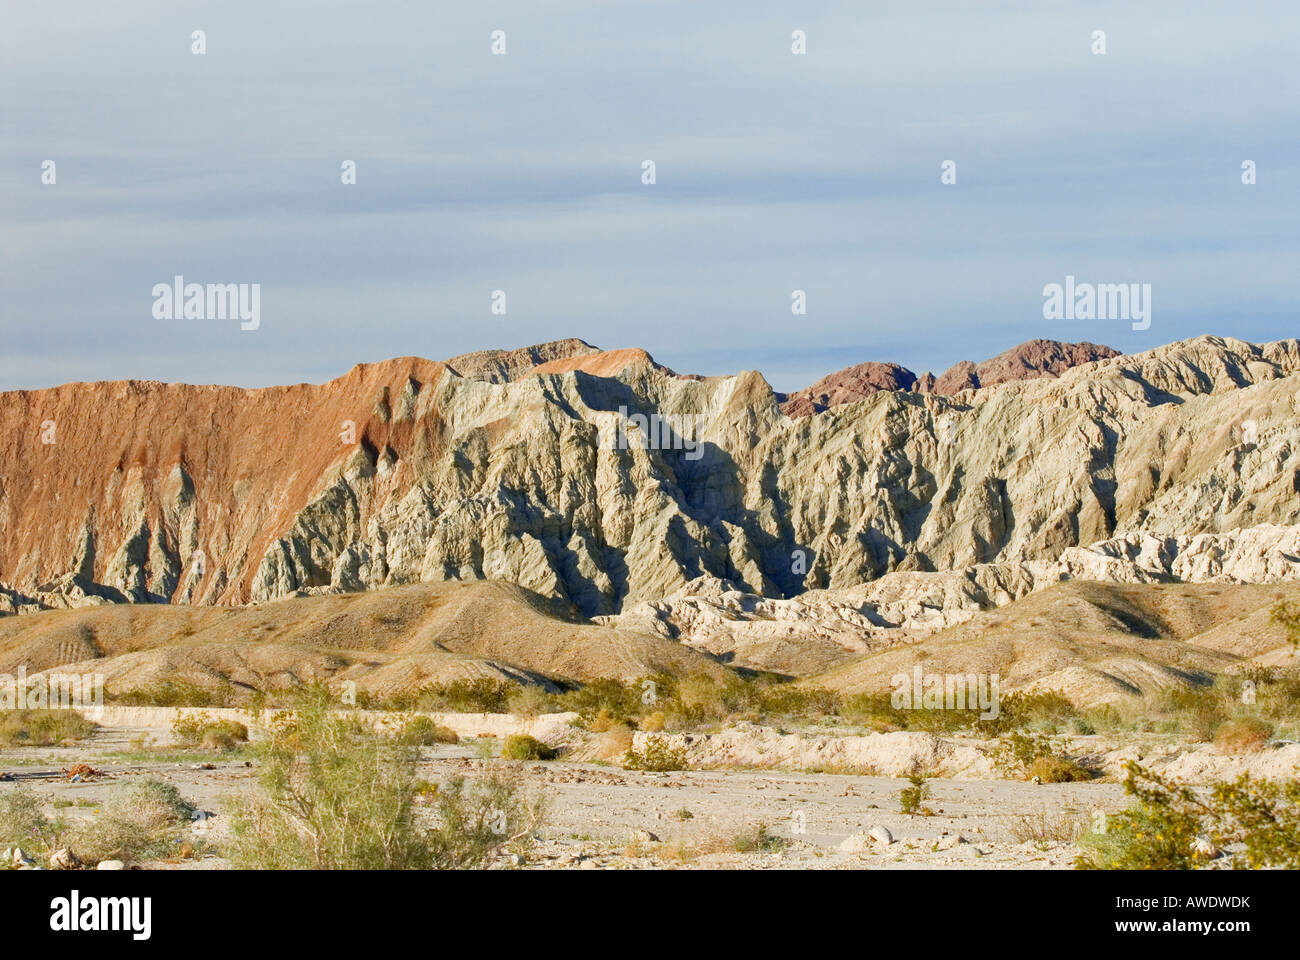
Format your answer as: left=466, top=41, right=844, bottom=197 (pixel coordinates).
left=2, top=1, right=1297, bottom=393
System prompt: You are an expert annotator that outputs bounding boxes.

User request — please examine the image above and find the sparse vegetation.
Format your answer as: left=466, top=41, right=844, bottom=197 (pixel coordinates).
left=225, top=691, right=544, bottom=869
left=622, top=737, right=687, bottom=772
left=501, top=734, right=556, bottom=760
left=899, top=772, right=933, bottom=815
left=1212, top=717, right=1273, bottom=754
left=380, top=678, right=514, bottom=714
left=1273, top=600, right=1300, bottom=648
left=116, top=679, right=236, bottom=707
left=0, top=785, right=66, bottom=859
left=1009, top=810, right=1087, bottom=845
left=730, top=822, right=789, bottom=853
left=1077, top=761, right=1300, bottom=870
left=991, top=732, right=1090, bottom=781
left=399, top=716, right=459, bottom=746
left=171, top=713, right=249, bottom=749
left=66, top=778, right=197, bottom=866
left=1026, top=754, right=1092, bottom=783
left=0, top=709, right=96, bottom=747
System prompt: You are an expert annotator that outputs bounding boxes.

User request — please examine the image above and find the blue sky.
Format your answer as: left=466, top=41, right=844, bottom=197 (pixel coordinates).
left=2, top=1, right=1297, bottom=393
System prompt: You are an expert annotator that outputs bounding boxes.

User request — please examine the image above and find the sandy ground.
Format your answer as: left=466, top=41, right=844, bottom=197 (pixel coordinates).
left=0, top=716, right=1136, bottom=870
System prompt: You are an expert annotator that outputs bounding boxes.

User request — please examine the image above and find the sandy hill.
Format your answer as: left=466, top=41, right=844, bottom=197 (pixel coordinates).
left=0, top=579, right=724, bottom=700
left=806, top=580, right=1300, bottom=706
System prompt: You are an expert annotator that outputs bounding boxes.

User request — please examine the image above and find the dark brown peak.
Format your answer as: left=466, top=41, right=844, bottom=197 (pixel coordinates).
left=928, top=339, right=1121, bottom=395
left=780, top=361, right=917, bottom=418
left=783, top=339, right=1122, bottom=414
left=929, top=359, right=980, bottom=394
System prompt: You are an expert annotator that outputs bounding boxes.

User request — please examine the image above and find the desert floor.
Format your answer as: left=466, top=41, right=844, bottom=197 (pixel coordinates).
left=0, top=714, right=1139, bottom=870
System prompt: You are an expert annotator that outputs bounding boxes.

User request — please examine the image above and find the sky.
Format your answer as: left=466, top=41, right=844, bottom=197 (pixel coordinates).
left=2, top=0, right=1297, bottom=394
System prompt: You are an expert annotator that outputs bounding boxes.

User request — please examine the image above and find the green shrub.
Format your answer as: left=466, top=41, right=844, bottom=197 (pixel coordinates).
left=0, top=785, right=65, bottom=859
left=0, top=709, right=96, bottom=747
left=1027, top=754, right=1092, bottom=783
left=1077, top=762, right=1300, bottom=870
left=1158, top=683, right=1229, bottom=741
left=501, top=734, right=555, bottom=760
left=66, top=778, right=196, bottom=866
left=116, top=680, right=233, bottom=707
left=731, top=822, right=788, bottom=853
left=400, top=716, right=459, bottom=746
left=225, top=691, right=544, bottom=869
left=505, top=685, right=556, bottom=718
left=622, top=738, right=687, bottom=772
left=899, top=773, right=933, bottom=815
left=171, top=713, right=249, bottom=748
left=388, top=679, right=514, bottom=714
left=1272, top=600, right=1300, bottom=648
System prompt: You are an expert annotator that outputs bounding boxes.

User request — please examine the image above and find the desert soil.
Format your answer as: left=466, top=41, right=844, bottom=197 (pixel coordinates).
left=1, top=715, right=1134, bottom=870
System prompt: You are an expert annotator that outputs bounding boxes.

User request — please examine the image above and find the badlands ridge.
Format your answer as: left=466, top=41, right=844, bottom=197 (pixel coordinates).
left=1, top=334, right=1298, bottom=704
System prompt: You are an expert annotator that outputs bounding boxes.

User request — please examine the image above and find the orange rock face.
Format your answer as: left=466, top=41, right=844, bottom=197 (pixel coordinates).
left=0, top=356, right=448, bottom=605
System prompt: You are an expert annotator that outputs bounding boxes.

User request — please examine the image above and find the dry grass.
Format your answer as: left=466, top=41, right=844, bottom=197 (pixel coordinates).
left=1027, top=755, right=1093, bottom=783
left=65, top=778, right=197, bottom=866
left=0, top=709, right=96, bottom=747
left=1213, top=717, right=1273, bottom=754
left=1007, top=810, right=1088, bottom=845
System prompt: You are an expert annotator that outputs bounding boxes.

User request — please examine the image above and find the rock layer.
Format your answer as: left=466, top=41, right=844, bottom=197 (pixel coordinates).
left=1, top=335, right=1298, bottom=623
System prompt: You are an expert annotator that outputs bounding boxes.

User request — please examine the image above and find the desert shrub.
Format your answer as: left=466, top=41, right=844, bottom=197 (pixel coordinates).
left=731, top=822, right=788, bottom=853
left=388, top=678, right=513, bottom=714
left=840, top=691, right=905, bottom=730
left=899, top=772, right=933, bottom=815
left=754, top=684, right=837, bottom=720
left=1212, top=717, right=1273, bottom=754
left=501, top=734, right=555, bottom=761
left=0, top=709, right=96, bottom=747
left=622, top=737, right=687, bottom=772
left=1158, top=683, right=1230, bottom=742
left=992, top=732, right=1089, bottom=780
left=116, top=680, right=233, bottom=707
left=1079, top=702, right=1132, bottom=734
left=558, top=677, right=649, bottom=725
left=672, top=675, right=730, bottom=725
left=991, top=732, right=1052, bottom=775
left=639, top=711, right=666, bottom=732
left=172, top=713, right=248, bottom=748
left=226, top=692, right=543, bottom=869
left=67, top=778, right=196, bottom=866
left=1026, top=754, right=1092, bottom=783
left=1009, top=810, right=1087, bottom=845
left=590, top=723, right=635, bottom=762
left=0, top=785, right=66, bottom=858
left=1249, top=666, right=1300, bottom=726
left=1077, top=762, right=1300, bottom=870
left=400, top=716, right=459, bottom=746
left=586, top=708, right=619, bottom=732
left=505, top=684, right=555, bottom=718
left=248, top=689, right=268, bottom=719
left=1273, top=600, right=1300, bottom=648
left=201, top=730, right=238, bottom=751
left=987, top=691, right=1080, bottom=735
